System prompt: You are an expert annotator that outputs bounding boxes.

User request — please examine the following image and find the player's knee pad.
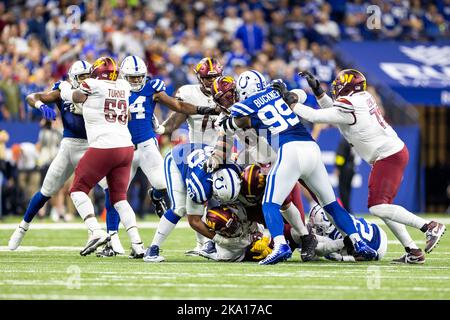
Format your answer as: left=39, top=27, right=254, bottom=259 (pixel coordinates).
left=369, top=203, right=397, bottom=220
left=70, top=191, right=94, bottom=220
left=172, top=206, right=186, bottom=218
left=113, top=200, right=136, bottom=229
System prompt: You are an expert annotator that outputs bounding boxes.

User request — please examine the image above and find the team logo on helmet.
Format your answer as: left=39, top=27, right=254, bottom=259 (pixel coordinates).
left=331, top=69, right=366, bottom=100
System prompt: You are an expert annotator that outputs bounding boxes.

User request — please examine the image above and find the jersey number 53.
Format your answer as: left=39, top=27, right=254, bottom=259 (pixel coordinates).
left=104, top=99, right=128, bottom=125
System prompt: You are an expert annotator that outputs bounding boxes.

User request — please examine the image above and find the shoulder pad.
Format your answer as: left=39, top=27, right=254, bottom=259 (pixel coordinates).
left=52, top=81, right=61, bottom=91
left=334, top=97, right=354, bottom=112
left=149, top=78, right=166, bottom=93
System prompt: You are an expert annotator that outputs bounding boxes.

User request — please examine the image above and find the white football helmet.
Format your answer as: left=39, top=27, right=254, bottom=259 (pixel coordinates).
left=236, top=70, right=267, bottom=101
left=309, top=204, right=336, bottom=236
left=68, top=60, right=92, bottom=88
left=211, top=168, right=241, bottom=203
left=120, top=55, right=147, bottom=92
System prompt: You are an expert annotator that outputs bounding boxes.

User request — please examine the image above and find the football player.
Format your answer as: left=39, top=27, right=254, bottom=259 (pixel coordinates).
left=8, top=60, right=92, bottom=251
left=205, top=71, right=378, bottom=265
left=57, top=56, right=147, bottom=256
left=285, top=69, right=446, bottom=264
left=308, top=204, right=388, bottom=262
left=97, top=55, right=221, bottom=257
left=143, top=143, right=244, bottom=262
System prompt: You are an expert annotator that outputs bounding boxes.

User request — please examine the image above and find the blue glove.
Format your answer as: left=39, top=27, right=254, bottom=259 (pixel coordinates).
left=39, top=104, right=56, bottom=120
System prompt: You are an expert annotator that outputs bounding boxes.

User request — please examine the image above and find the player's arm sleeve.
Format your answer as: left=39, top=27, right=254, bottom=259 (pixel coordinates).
left=316, top=93, right=334, bottom=109
left=292, top=103, right=355, bottom=125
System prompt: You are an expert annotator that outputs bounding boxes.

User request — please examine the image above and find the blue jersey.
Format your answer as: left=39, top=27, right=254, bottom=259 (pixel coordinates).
left=127, top=77, right=166, bottom=145
left=328, top=216, right=383, bottom=252
left=171, top=143, right=241, bottom=204
left=52, top=82, right=87, bottom=139
left=230, top=87, right=313, bottom=149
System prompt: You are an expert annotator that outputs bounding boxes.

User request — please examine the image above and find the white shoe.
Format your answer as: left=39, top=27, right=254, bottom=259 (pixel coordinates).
left=184, top=244, right=202, bottom=256
left=80, top=229, right=110, bottom=256
left=109, top=232, right=125, bottom=255
left=143, top=245, right=165, bottom=262
left=129, top=242, right=145, bottom=259
left=8, top=226, right=27, bottom=250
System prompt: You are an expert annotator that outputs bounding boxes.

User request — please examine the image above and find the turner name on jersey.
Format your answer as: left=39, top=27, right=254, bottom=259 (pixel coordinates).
left=128, top=78, right=166, bottom=145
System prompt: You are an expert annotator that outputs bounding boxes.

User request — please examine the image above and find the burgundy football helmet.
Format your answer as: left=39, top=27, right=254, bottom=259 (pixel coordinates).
left=205, top=206, right=241, bottom=237
left=240, top=164, right=266, bottom=205
left=90, top=56, right=119, bottom=81
left=194, top=57, right=223, bottom=94
left=211, top=75, right=237, bottom=109
left=331, top=69, right=366, bottom=100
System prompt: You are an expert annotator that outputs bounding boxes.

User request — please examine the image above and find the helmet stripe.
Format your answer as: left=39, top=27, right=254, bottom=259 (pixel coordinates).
left=207, top=57, right=213, bottom=72
left=81, top=60, right=86, bottom=69
left=208, top=210, right=229, bottom=223
left=247, top=165, right=255, bottom=196
left=107, top=57, right=117, bottom=80
left=250, top=70, right=264, bottom=90
left=225, top=169, right=235, bottom=200
left=132, top=56, right=138, bottom=72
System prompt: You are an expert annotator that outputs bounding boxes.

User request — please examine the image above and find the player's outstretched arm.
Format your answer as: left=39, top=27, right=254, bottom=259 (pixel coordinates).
left=158, top=112, right=188, bottom=135
left=59, top=81, right=88, bottom=104
left=298, top=71, right=334, bottom=109
left=153, top=91, right=218, bottom=115
left=26, top=90, right=59, bottom=120
left=291, top=103, right=355, bottom=125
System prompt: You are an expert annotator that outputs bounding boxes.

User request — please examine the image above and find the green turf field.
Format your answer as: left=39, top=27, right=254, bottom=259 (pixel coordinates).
left=0, top=216, right=449, bottom=300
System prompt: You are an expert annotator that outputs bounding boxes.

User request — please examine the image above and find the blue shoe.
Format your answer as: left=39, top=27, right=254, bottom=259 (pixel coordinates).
left=143, top=245, right=165, bottom=262
left=259, top=243, right=292, bottom=265
left=198, top=241, right=217, bottom=260
left=353, top=240, right=378, bottom=260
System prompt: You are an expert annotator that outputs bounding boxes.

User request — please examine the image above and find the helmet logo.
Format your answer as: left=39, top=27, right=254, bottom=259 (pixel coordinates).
left=214, top=177, right=226, bottom=190
left=239, top=76, right=250, bottom=89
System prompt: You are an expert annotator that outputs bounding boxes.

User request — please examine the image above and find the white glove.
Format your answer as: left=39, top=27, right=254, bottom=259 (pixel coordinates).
left=152, top=115, right=165, bottom=134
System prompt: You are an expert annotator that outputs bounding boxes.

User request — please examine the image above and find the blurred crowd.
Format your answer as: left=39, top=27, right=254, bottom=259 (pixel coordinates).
left=0, top=0, right=449, bottom=218
left=1, top=0, right=448, bottom=121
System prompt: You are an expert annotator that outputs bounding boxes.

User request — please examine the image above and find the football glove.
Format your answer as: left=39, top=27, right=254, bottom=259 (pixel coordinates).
left=298, top=70, right=324, bottom=97
left=250, top=236, right=272, bottom=260
left=38, top=104, right=56, bottom=120
left=270, top=80, right=298, bottom=106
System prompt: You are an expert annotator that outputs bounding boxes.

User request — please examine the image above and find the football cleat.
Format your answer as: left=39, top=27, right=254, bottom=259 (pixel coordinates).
left=149, top=188, right=168, bottom=218
left=143, top=245, right=165, bottom=262
left=300, top=234, right=318, bottom=262
left=109, top=231, right=125, bottom=255
left=353, top=240, right=378, bottom=261
left=424, top=221, right=446, bottom=253
left=198, top=241, right=217, bottom=260
left=129, top=242, right=145, bottom=259
left=392, top=248, right=425, bottom=264
left=184, top=244, right=202, bottom=257
left=8, top=226, right=28, bottom=251
left=96, top=243, right=118, bottom=258
left=80, top=230, right=110, bottom=256
left=258, top=243, right=292, bottom=265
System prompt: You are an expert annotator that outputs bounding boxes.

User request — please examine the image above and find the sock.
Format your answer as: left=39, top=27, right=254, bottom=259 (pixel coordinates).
left=195, top=231, right=207, bottom=249
left=262, top=202, right=285, bottom=238
left=151, top=209, right=181, bottom=247
left=281, top=204, right=308, bottom=236
left=23, top=191, right=51, bottom=223
left=369, top=204, right=429, bottom=230
left=19, top=220, right=30, bottom=231
left=273, top=235, right=287, bottom=246
left=104, top=189, right=120, bottom=232
left=113, top=200, right=142, bottom=244
left=382, top=218, right=418, bottom=249
left=71, top=191, right=101, bottom=233
left=323, top=201, right=358, bottom=237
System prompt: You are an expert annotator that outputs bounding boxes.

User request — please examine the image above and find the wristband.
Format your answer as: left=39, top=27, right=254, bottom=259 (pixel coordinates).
left=35, top=101, right=44, bottom=109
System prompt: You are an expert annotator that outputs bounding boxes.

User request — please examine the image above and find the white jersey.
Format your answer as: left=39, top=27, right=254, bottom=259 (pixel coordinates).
left=176, top=84, right=218, bottom=146
left=80, top=78, right=133, bottom=149
left=333, top=91, right=404, bottom=164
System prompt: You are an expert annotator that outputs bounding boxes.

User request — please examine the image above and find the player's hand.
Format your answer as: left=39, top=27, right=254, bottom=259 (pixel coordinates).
left=197, top=105, right=219, bottom=115
left=152, top=115, right=165, bottom=134
left=39, top=104, right=56, bottom=120
left=298, top=70, right=324, bottom=96
left=270, top=79, right=289, bottom=96
left=203, top=154, right=220, bottom=173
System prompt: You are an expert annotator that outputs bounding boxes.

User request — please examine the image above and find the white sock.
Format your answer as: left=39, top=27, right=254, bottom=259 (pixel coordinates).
left=113, top=200, right=142, bottom=244
left=151, top=215, right=177, bottom=247
left=369, top=204, right=428, bottom=230
left=273, top=235, right=287, bottom=246
left=281, top=204, right=308, bottom=236
left=19, top=220, right=30, bottom=231
left=290, top=228, right=302, bottom=244
left=195, top=231, right=207, bottom=248
left=382, top=218, right=418, bottom=249
left=71, top=191, right=101, bottom=232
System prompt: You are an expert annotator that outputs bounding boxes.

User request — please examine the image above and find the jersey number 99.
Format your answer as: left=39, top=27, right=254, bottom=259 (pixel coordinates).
left=257, top=99, right=299, bottom=134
